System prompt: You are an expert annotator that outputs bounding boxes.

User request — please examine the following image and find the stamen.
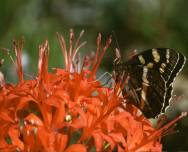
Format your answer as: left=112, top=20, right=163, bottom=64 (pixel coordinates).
left=131, top=112, right=187, bottom=151
left=13, top=38, right=24, bottom=83
left=72, top=30, right=85, bottom=57
left=69, top=28, right=74, bottom=58
left=38, top=40, right=49, bottom=84
left=65, top=114, right=72, bottom=122
left=57, top=33, right=68, bottom=69
left=90, top=35, right=112, bottom=79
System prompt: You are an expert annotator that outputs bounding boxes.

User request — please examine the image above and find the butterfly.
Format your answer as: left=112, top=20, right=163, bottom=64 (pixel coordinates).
left=113, top=48, right=186, bottom=118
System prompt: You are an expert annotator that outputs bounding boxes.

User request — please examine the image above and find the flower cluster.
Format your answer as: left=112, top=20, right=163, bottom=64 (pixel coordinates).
left=0, top=30, right=186, bottom=152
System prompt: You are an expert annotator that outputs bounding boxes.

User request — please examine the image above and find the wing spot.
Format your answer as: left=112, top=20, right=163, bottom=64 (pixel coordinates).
left=159, top=63, right=166, bottom=74
left=142, top=67, right=149, bottom=85
left=159, top=67, right=165, bottom=73
left=161, top=63, right=166, bottom=68
left=141, top=90, right=146, bottom=102
left=147, top=62, right=154, bottom=68
left=152, top=48, right=160, bottom=63
left=138, top=55, right=146, bottom=64
left=166, top=49, right=170, bottom=63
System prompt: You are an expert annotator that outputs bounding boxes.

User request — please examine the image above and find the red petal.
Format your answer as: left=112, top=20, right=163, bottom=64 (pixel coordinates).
left=92, top=131, right=103, bottom=152
left=16, top=97, right=37, bottom=111
left=71, top=107, right=87, bottom=129
left=136, top=141, right=162, bottom=152
left=0, top=111, right=14, bottom=122
left=55, top=133, right=68, bottom=152
left=127, top=122, right=144, bottom=149
left=46, top=96, right=61, bottom=107
left=100, top=133, right=115, bottom=150
left=64, top=144, right=87, bottom=152
left=8, top=126, right=24, bottom=151
left=38, top=128, right=55, bottom=152
left=25, top=113, right=43, bottom=126
left=109, top=132, right=126, bottom=148
left=40, top=104, right=52, bottom=126
left=118, top=145, right=125, bottom=152
left=52, top=102, right=65, bottom=128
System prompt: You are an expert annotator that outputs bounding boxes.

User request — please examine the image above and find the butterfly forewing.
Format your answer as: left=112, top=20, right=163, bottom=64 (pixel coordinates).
left=114, top=48, right=186, bottom=118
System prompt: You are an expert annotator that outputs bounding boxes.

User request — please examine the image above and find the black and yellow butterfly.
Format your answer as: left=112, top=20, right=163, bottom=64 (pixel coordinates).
left=113, top=48, right=186, bottom=118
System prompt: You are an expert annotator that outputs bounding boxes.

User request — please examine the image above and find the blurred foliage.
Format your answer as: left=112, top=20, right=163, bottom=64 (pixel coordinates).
left=0, top=0, right=188, bottom=150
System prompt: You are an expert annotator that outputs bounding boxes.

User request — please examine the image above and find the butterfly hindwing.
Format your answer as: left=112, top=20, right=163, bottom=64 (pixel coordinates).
left=162, top=52, right=186, bottom=112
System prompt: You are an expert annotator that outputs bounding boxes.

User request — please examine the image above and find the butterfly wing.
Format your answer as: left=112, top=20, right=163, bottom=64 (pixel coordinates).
left=122, top=48, right=186, bottom=118
left=162, top=52, right=186, bottom=113
left=126, top=59, right=166, bottom=118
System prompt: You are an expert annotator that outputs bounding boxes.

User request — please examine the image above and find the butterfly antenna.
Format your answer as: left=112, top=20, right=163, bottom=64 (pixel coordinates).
left=112, top=30, right=120, bottom=51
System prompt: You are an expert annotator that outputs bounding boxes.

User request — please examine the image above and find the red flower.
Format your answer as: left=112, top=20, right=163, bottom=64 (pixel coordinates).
left=0, top=30, right=186, bottom=152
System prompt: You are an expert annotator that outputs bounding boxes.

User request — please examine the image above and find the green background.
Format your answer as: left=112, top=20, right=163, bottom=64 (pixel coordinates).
left=0, top=0, right=188, bottom=150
